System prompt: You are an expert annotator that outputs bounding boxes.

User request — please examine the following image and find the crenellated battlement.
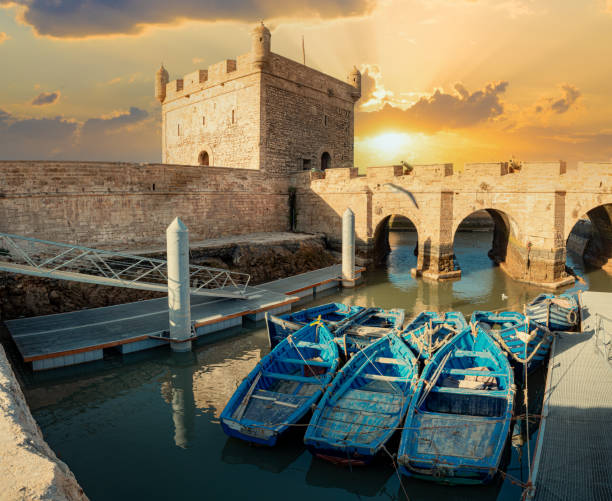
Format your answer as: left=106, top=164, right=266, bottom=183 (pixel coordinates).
left=299, top=161, right=612, bottom=193
left=157, top=22, right=361, bottom=173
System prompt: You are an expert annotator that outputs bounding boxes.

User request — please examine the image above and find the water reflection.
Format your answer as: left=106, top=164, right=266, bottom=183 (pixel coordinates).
left=161, top=352, right=197, bottom=448
left=306, top=456, right=394, bottom=497
left=24, top=229, right=612, bottom=501
left=221, top=436, right=303, bottom=474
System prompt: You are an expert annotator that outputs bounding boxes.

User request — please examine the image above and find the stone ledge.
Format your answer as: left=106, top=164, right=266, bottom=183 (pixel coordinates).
left=0, top=346, right=88, bottom=501
left=410, top=268, right=462, bottom=281
left=499, top=262, right=576, bottom=290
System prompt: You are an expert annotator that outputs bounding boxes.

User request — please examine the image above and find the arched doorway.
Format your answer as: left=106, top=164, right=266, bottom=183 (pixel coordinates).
left=453, top=209, right=513, bottom=276
left=321, top=152, right=331, bottom=170
left=198, top=151, right=209, bottom=166
left=566, top=203, right=612, bottom=274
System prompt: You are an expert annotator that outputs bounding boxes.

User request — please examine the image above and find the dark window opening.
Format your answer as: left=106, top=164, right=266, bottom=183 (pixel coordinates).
left=177, top=124, right=181, bottom=136
left=302, top=159, right=311, bottom=170
left=321, top=152, right=331, bottom=170
left=324, top=115, right=328, bottom=126
left=202, top=116, right=206, bottom=126
left=231, top=109, right=235, bottom=124
left=198, top=151, right=209, bottom=166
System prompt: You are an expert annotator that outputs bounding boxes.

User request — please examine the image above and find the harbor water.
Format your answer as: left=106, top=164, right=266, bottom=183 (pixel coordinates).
left=22, top=231, right=612, bottom=500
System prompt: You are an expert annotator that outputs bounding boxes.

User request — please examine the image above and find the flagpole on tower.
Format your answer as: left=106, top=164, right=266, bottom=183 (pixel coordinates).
left=302, top=35, right=306, bottom=65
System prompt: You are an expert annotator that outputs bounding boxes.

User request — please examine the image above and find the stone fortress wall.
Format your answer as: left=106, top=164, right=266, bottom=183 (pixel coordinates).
left=157, top=23, right=360, bottom=174
left=0, top=161, right=290, bottom=249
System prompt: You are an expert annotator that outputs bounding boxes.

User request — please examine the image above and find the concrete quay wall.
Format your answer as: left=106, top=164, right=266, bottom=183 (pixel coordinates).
left=0, top=345, right=88, bottom=500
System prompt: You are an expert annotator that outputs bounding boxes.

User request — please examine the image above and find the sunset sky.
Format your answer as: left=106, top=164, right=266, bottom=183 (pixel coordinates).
left=0, top=0, right=611, bottom=168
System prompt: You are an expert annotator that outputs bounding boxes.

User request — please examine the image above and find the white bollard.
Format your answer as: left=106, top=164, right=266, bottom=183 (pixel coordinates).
left=166, top=217, right=192, bottom=352
left=342, top=208, right=356, bottom=288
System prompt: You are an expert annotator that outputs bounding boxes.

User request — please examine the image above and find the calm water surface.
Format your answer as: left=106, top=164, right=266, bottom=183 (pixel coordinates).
left=25, top=232, right=612, bottom=501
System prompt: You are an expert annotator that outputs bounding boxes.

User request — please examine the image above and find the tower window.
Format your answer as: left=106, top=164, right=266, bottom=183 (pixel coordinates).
left=177, top=124, right=181, bottom=136
left=232, top=109, right=235, bottom=124
left=324, top=115, right=328, bottom=126
left=198, top=151, right=209, bottom=166
left=202, top=116, right=206, bottom=126
left=321, top=152, right=331, bottom=170
left=302, top=159, right=311, bottom=170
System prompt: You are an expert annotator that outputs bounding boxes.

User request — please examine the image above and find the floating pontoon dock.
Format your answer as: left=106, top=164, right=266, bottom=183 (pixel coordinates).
left=5, top=264, right=364, bottom=371
left=532, top=291, right=612, bottom=501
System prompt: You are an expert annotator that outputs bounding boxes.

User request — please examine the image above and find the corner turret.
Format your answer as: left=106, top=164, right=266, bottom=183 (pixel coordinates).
left=155, top=64, right=169, bottom=103
left=251, top=22, right=271, bottom=70
left=348, top=66, right=361, bottom=102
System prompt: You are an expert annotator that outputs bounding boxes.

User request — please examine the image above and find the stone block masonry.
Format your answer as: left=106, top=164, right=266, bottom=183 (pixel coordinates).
left=0, top=161, right=291, bottom=249
left=292, top=161, right=612, bottom=289
left=157, top=23, right=360, bottom=174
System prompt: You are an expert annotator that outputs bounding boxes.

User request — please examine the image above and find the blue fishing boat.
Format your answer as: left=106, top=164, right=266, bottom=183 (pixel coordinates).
left=304, top=332, right=419, bottom=465
left=334, top=307, right=405, bottom=358
left=401, top=311, right=467, bottom=360
left=266, top=303, right=364, bottom=348
left=525, top=293, right=580, bottom=331
left=220, top=322, right=340, bottom=446
left=398, top=327, right=515, bottom=484
left=471, top=311, right=552, bottom=375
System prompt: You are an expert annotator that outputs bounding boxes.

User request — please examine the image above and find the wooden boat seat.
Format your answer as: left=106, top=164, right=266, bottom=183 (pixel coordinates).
left=277, top=357, right=332, bottom=367
left=295, top=341, right=326, bottom=350
left=431, top=386, right=507, bottom=397
left=453, top=350, right=495, bottom=360
left=250, top=394, right=299, bottom=408
left=262, top=371, right=321, bottom=384
left=442, top=368, right=506, bottom=378
left=375, top=357, right=408, bottom=365
left=361, top=373, right=412, bottom=382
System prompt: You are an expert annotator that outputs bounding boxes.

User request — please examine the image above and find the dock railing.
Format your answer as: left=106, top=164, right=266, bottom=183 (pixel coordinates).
left=0, top=232, right=251, bottom=298
left=594, top=311, right=612, bottom=365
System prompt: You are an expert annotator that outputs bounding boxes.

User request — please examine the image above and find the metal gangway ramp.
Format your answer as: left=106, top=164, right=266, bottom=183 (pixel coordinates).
left=0, top=233, right=251, bottom=299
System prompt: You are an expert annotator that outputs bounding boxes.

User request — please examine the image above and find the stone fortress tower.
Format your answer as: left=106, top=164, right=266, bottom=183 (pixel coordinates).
left=156, top=23, right=361, bottom=174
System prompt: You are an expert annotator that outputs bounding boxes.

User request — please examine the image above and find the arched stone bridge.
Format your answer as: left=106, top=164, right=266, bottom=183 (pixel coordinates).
left=294, top=161, right=612, bottom=289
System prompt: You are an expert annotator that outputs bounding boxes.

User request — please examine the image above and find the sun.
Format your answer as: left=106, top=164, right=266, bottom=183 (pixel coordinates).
left=363, top=131, right=413, bottom=161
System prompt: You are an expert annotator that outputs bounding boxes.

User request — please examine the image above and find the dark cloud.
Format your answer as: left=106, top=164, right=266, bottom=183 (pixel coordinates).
left=31, top=91, right=61, bottom=106
left=0, top=107, right=157, bottom=161
left=0, top=0, right=375, bottom=38
left=81, top=107, right=148, bottom=138
left=550, top=84, right=581, bottom=114
left=356, top=81, right=508, bottom=134
left=360, top=66, right=378, bottom=103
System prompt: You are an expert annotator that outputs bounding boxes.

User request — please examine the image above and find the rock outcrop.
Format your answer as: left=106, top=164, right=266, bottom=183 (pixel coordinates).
left=0, top=346, right=88, bottom=501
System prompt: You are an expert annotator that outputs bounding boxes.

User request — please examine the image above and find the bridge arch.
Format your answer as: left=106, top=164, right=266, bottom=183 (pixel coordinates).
left=566, top=198, right=612, bottom=271
left=452, top=208, right=521, bottom=273
left=372, top=213, right=420, bottom=266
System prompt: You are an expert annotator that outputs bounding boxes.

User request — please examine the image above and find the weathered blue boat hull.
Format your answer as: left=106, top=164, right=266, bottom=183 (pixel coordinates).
left=471, top=310, right=553, bottom=375
left=398, top=327, right=515, bottom=484
left=333, top=307, right=405, bottom=358
left=266, top=303, right=364, bottom=348
left=304, top=332, right=418, bottom=464
left=525, top=293, right=580, bottom=331
left=401, top=311, right=467, bottom=360
left=221, top=323, right=339, bottom=446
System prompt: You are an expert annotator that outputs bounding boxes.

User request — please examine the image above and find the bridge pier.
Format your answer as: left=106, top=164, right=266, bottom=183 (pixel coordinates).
left=410, top=240, right=461, bottom=281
